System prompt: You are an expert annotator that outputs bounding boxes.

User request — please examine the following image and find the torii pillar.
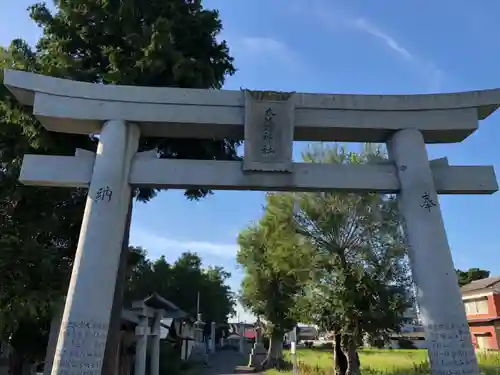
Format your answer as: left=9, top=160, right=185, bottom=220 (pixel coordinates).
left=388, top=129, right=478, bottom=374
left=51, top=120, right=140, bottom=375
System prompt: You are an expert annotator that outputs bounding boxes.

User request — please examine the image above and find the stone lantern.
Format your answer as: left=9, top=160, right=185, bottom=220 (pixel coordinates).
left=248, top=317, right=267, bottom=368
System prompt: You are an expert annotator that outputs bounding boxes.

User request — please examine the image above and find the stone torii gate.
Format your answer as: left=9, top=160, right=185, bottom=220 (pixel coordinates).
left=3, top=69, right=500, bottom=375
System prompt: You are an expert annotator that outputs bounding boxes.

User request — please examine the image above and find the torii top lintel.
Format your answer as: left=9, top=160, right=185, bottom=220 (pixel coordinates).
left=3, top=69, right=500, bottom=143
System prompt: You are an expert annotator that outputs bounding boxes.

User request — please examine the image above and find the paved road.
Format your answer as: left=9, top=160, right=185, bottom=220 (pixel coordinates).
left=201, top=351, right=259, bottom=375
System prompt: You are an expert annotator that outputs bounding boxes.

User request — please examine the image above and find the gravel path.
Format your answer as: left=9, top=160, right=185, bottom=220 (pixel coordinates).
left=200, top=351, right=261, bottom=375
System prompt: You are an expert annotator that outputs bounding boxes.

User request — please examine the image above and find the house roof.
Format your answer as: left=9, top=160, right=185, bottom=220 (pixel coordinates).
left=122, top=293, right=194, bottom=326
left=141, top=293, right=191, bottom=319
left=460, top=277, right=500, bottom=295
left=227, top=323, right=256, bottom=338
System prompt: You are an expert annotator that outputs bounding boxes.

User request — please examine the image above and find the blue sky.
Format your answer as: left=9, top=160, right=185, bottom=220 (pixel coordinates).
left=2, top=1, right=500, bottom=323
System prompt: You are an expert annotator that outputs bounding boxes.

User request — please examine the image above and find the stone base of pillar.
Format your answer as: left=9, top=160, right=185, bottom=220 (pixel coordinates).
left=247, top=343, right=267, bottom=368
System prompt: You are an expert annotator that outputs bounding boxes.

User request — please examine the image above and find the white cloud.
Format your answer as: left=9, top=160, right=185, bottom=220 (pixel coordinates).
left=239, top=37, right=290, bottom=56
left=350, top=18, right=412, bottom=61
left=130, top=227, right=239, bottom=260
left=219, top=33, right=302, bottom=72
left=294, top=1, right=445, bottom=92
left=347, top=18, right=445, bottom=92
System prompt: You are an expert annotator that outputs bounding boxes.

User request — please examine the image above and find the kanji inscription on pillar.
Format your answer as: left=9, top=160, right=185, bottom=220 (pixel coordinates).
left=52, top=321, right=109, bottom=375
left=420, top=191, right=437, bottom=212
left=94, top=186, right=113, bottom=203
left=243, top=90, right=295, bottom=172
left=425, top=322, right=479, bottom=375
left=261, top=107, right=277, bottom=156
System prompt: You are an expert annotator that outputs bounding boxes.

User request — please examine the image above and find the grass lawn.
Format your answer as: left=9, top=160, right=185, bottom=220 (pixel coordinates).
left=266, top=348, right=500, bottom=375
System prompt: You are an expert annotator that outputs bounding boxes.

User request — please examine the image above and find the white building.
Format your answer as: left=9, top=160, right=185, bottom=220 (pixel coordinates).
left=386, top=307, right=426, bottom=349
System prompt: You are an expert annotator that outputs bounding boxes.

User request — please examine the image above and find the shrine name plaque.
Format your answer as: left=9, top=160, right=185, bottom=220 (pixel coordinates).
left=243, top=90, right=295, bottom=172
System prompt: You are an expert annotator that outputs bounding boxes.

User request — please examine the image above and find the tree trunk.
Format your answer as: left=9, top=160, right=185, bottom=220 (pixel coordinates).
left=333, top=333, right=347, bottom=375
left=261, top=331, right=284, bottom=370
left=341, top=335, right=361, bottom=375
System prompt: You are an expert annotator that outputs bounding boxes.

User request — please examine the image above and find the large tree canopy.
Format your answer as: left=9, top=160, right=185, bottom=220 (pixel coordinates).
left=125, top=247, right=235, bottom=323
left=237, top=193, right=312, bottom=368
left=293, top=145, right=413, bottom=375
left=237, top=144, right=413, bottom=375
left=0, top=47, right=92, bottom=337
left=0, top=0, right=236, bottom=369
left=29, top=0, right=239, bottom=200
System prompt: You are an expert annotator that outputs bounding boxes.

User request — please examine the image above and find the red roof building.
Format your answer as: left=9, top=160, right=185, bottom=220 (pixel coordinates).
left=228, top=323, right=256, bottom=339
left=461, top=277, right=500, bottom=350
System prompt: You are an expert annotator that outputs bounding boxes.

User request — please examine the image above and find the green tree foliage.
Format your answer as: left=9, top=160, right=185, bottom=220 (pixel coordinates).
left=237, top=193, right=312, bottom=369
left=456, top=268, right=490, bottom=287
left=125, top=248, right=235, bottom=323
left=237, top=144, right=413, bottom=375
left=0, top=0, right=236, bottom=369
left=292, top=144, right=413, bottom=375
left=0, top=45, right=93, bottom=343
left=29, top=0, right=239, bottom=202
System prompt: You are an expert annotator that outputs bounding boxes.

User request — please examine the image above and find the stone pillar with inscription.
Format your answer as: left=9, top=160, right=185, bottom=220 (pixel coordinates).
left=149, top=312, right=162, bottom=375
left=50, top=120, right=140, bottom=375
left=243, top=90, right=295, bottom=172
left=387, top=129, right=479, bottom=375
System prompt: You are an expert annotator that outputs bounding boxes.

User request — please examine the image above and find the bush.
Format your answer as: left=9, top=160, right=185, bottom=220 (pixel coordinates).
left=159, top=341, right=201, bottom=375
left=159, top=341, right=182, bottom=375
